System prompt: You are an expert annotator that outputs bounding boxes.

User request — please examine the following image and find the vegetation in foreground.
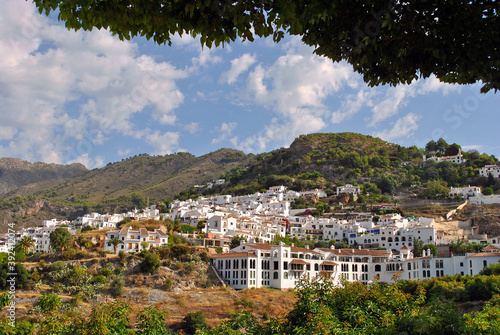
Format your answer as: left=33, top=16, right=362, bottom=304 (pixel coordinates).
left=1, top=264, right=500, bottom=334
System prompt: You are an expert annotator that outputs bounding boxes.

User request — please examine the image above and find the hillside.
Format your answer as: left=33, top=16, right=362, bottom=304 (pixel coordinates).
left=0, top=149, right=250, bottom=231
left=1, top=132, right=498, bottom=231
left=0, top=158, right=88, bottom=197
left=185, top=132, right=498, bottom=199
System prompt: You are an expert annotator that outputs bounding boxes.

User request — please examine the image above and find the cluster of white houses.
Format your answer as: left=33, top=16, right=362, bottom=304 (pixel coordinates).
left=210, top=242, right=500, bottom=290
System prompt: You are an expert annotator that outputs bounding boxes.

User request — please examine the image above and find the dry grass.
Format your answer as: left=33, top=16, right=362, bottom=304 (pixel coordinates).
left=404, top=204, right=458, bottom=218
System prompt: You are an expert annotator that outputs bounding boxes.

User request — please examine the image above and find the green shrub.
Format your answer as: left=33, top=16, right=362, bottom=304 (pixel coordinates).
left=99, top=267, right=112, bottom=277
left=49, top=261, right=67, bottom=273
left=110, top=277, right=125, bottom=297
left=91, top=275, right=107, bottom=284
left=37, top=293, right=62, bottom=313
left=182, top=311, right=208, bottom=334
left=140, top=252, right=161, bottom=273
left=162, top=277, right=173, bottom=291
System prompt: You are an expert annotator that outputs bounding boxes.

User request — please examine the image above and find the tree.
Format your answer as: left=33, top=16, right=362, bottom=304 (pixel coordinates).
left=136, top=306, right=173, bottom=335
left=34, top=1, right=499, bottom=92
left=444, top=143, right=461, bottom=156
left=425, top=140, right=437, bottom=153
left=412, top=238, right=424, bottom=257
left=197, top=220, right=206, bottom=233
left=182, top=311, right=208, bottom=334
left=436, top=138, right=449, bottom=154
left=230, top=235, right=247, bottom=249
left=483, top=187, right=494, bottom=196
left=109, top=237, right=124, bottom=254
left=140, top=252, right=161, bottom=273
left=49, top=227, right=73, bottom=252
left=15, top=236, right=35, bottom=254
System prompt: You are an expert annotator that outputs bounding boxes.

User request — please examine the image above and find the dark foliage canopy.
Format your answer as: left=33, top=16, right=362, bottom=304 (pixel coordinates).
left=34, top=0, right=499, bottom=92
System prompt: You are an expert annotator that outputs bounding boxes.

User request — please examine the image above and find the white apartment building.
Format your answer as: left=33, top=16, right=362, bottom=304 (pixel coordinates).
left=211, top=244, right=500, bottom=290
left=479, top=165, right=500, bottom=178
left=336, top=184, right=361, bottom=195
left=449, top=186, right=482, bottom=199
left=104, top=227, right=168, bottom=253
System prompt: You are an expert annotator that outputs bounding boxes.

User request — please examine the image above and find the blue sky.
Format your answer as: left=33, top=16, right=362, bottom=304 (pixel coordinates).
left=1, top=0, right=499, bottom=169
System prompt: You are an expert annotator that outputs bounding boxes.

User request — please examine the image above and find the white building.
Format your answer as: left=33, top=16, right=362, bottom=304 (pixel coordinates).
left=449, top=186, right=482, bottom=199
left=211, top=244, right=500, bottom=290
left=480, top=165, right=500, bottom=178
left=104, top=227, right=168, bottom=253
left=423, top=149, right=464, bottom=164
left=336, top=184, right=361, bottom=195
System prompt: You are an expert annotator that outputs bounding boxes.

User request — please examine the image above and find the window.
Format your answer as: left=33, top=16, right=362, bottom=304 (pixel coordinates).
left=273, top=272, right=278, bottom=280
left=460, top=262, right=464, bottom=267
left=483, top=260, right=488, bottom=268
left=314, top=264, right=319, bottom=271
left=375, top=264, right=381, bottom=272
left=274, top=261, right=279, bottom=270
left=284, top=272, right=288, bottom=279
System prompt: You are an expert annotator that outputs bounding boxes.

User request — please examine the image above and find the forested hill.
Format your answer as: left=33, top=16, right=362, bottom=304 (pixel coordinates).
left=0, top=132, right=498, bottom=230
left=179, top=132, right=498, bottom=199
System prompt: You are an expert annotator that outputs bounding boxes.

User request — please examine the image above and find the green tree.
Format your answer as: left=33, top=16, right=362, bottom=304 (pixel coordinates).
left=140, top=252, right=161, bottom=273
left=182, top=311, right=209, bottom=334
left=15, top=236, right=35, bottom=254
left=109, top=237, right=124, bottom=254
left=412, top=238, right=425, bottom=257
left=483, top=187, right=494, bottom=196
left=34, top=1, right=500, bottom=92
left=136, top=306, right=173, bottom=335
left=49, top=227, right=73, bottom=252
left=197, top=220, right=206, bottom=233
left=230, top=235, right=247, bottom=249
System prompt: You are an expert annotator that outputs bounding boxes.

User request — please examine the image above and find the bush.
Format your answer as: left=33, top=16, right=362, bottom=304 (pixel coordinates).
left=99, top=267, right=112, bottom=277
left=237, top=296, right=255, bottom=309
left=110, top=277, right=125, bottom=297
left=37, top=293, right=62, bottom=313
left=91, top=275, right=107, bottom=284
left=162, top=277, right=173, bottom=291
left=182, top=262, right=196, bottom=275
left=170, top=245, right=191, bottom=259
left=182, top=311, right=208, bottom=334
left=140, top=252, right=161, bottom=273
left=158, top=247, right=171, bottom=259
left=49, top=261, right=67, bottom=273
left=199, top=252, right=210, bottom=263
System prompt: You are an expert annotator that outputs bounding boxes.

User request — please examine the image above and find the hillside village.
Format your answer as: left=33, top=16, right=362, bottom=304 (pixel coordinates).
left=4, top=179, right=500, bottom=291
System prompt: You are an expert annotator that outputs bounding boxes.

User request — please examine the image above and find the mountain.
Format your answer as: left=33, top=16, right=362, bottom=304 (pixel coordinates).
left=0, top=132, right=497, bottom=232
left=0, top=158, right=88, bottom=197
left=0, top=149, right=250, bottom=231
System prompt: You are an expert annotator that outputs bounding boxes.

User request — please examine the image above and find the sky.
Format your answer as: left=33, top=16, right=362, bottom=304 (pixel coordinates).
left=1, top=0, right=499, bottom=169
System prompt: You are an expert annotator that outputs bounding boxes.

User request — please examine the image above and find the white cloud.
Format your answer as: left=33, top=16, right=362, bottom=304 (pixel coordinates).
left=237, top=38, right=359, bottom=151
left=212, top=122, right=237, bottom=144
left=220, top=53, right=256, bottom=84
left=375, top=113, right=422, bottom=141
left=183, top=122, right=200, bottom=134
left=0, top=0, right=187, bottom=165
left=419, top=75, right=461, bottom=95
left=144, top=131, right=181, bottom=155
left=332, top=90, right=374, bottom=124
left=368, top=85, right=416, bottom=127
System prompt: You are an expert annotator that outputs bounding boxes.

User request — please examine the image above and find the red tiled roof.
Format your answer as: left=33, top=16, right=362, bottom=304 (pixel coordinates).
left=290, top=259, right=309, bottom=265
left=467, top=252, right=500, bottom=257
left=210, top=252, right=257, bottom=259
left=320, top=261, right=338, bottom=266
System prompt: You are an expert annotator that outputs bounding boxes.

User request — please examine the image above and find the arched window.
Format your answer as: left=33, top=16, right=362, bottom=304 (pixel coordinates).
left=401, top=236, right=406, bottom=241
left=284, top=272, right=288, bottom=279
left=273, top=272, right=278, bottom=280
left=273, top=250, right=278, bottom=258
left=395, top=237, right=399, bottom=242
left=364, top=239, right=367, bottom=243
left=314, top=264, right=319, bottom=271
left=388, top=237, right=393, bottom=242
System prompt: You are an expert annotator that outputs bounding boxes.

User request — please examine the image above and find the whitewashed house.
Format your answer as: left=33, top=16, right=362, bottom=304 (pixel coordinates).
left=449, top=186, right=482, bottom=199
left=336, top=184, right=361, bottom=195
left=104, top=227, right=168, bottom=253
left=479, top=165, right=500, bottom=178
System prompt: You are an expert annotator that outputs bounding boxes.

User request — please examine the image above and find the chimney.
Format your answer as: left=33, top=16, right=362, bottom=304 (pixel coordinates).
left=305, top=245, right=309, bottom=249
left=330, top=245, right=335, bottom=250
left=291, top=243, right=294, bottom=247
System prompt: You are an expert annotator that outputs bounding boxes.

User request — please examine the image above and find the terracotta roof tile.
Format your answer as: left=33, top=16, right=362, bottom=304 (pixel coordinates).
left=210, top=252, right=257, bottom=259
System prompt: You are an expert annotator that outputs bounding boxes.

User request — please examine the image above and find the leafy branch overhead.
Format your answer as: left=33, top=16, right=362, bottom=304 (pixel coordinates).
left=33, top=0, right=500, bottom=92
